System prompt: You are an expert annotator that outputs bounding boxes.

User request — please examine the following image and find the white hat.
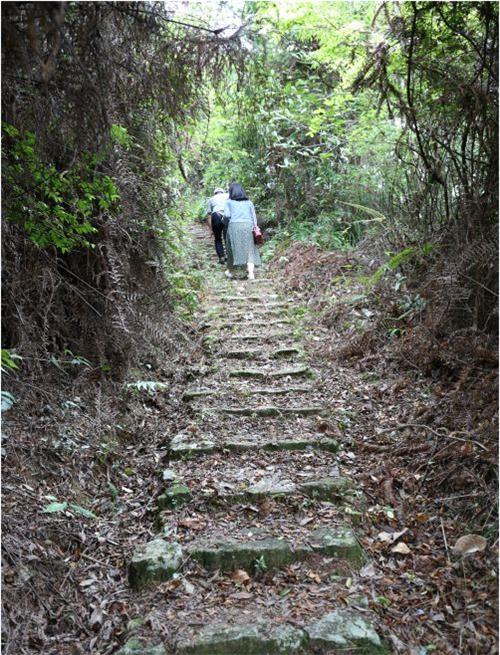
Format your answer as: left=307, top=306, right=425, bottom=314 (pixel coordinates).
left=214, top=187, right=225, bottom=194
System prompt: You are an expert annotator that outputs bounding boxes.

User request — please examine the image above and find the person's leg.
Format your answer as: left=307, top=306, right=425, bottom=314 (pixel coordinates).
left=212, top=214, right=225, bottom=262
left=225, top=223, right=233, bottom=277
left=247, top=262, right=255, bottom=280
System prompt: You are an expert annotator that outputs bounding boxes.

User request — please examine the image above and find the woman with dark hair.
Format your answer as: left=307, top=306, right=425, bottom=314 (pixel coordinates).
left=223, top=183, right=261, bottom=280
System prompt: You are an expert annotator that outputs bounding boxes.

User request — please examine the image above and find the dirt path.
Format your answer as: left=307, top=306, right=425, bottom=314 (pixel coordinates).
left=120, top=226, right=388, bottom=654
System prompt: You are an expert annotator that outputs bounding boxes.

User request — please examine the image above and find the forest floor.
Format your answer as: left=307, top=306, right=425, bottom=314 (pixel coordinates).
left=2, top=225, right=497, bottom=655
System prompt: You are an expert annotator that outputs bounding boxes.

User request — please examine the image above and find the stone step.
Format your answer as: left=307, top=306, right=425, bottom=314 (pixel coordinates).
left=202, top=318, right=291, bottom=330
left=154, top=477, right=362, bottom=522
left=129, top=526, right=363, bottom=589
left=213, top=405, right=324, bottom=417
left=227, top=331, right=291, bottom=341
left=215, top=475, right=355, bottom=504
left=182, top=385, right=313, bottom=401
left=271, top=346, right=302, bottom=358
left=242, top=385, right=313, bottom=395
left=223, top=348, right=261, bottom=360
left=222, top=346, right=302, bottom=360
left=229, top=365, right=312, bottom=379
left=224, top=307, right=285, bottom=316
left=167, top=433, right=340, bottom=458
left=116, top=639, right=166, bottom=655
left=176, top=611, right=385, bottom=654
left=222, top=294, right=281, bottom=303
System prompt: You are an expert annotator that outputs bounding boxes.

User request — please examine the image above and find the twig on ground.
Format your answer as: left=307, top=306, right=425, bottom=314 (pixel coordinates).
left=378, top=423, right=488, bottom=450
left=441, top=517, right=451, bottom=565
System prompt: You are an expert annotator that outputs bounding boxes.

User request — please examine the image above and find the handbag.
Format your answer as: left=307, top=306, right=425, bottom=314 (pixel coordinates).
left=253, top=224, right=263, bottom=245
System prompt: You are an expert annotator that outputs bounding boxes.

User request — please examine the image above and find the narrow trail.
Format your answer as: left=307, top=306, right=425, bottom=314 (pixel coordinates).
left=123, top=225, right=387, bottom=654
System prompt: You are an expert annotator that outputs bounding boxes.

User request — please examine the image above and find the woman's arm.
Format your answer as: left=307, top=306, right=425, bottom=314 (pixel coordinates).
left=250, top=201, right=257, bottom=227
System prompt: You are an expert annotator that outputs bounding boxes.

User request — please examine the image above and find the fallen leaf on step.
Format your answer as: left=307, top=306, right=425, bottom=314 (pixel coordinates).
left=359, top=562, right=377, bottom=578
left=182, top=579, right=195, bottom=594
left=391, top=542, right=411, bottom=555
left=377, top=528, right=408, bottom=544
left=89, top=606, right=103, bottom=630
left=299, top=516, right=314, bottom=526
left=228, top=591, right=254, bottom=600
left=231, top=569, right=250, bottom=584
left=179, top=518, right=205, bottom=530
left=307, top=570, right=321, bottom=583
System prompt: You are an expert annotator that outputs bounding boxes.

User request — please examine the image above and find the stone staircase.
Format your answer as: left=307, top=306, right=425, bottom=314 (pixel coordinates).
left=119, top=225, right=387, bottom=655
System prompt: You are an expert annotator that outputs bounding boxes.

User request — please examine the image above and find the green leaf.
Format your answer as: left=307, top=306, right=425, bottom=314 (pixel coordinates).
left=69, top=503, right=97, bottom=519
left=43, top=501, right=69, bottom=513
left=1, top=391, right=15, bottom=411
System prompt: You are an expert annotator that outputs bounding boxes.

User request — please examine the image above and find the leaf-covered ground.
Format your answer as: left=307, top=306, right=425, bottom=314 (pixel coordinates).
left=2, top=228, right=497, bottom=655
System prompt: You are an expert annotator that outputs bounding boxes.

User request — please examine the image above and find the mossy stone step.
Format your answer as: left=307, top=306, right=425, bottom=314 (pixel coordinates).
left=128, top=538, right=183, bottom=590
left=116, top=639, right=166, bottom=655
left=215, top=406, right=324, bottom=417
left=182, top=385, right=313, bottom=401
left=222, top=295, right=281, bottom=302
left=229, top=365, right=312, bottom=379
left=182, top=389, right=212, bottom=401
left=169, top=433, right=216, bottom=457
left=177, top=621, right=303, bottom=654
left=204, top=318, right=291, bottom=330
left=189, top=526, right=362, bottom=571
left=221, top=347, right=302, bottom=360
left=190, top=537, right=296, bottom=571
left=221, top=476, right=354, bottom=504
left=168, top=435, right=340, bottom=458
left=224, top=348, right=260, bottom=360
left=248, top=319, right=292, bottom=329
left=176, top=611, right=385, bottom=654
left=241, top=385, right=312, bottom=396
left=225, top=308, right=284, bottom=317
left=157, top=484, right=191, bottom=509
left=129, top=529, right=362, bottom=590
left=306, top=610, right=387, bottom=653
left=272, top=347, right=303, bottom=358
left=228, top=331, right=291, bottom=341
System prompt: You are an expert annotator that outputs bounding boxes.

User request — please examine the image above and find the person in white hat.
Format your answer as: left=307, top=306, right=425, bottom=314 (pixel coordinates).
left=206, top=187, right=229, bottom=264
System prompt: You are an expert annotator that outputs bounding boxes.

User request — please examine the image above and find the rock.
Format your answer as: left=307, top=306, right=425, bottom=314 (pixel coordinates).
left=228, top=368, right=267, bottom=379
left=306, top=610, right=385, bottom=652
left=126, top=617, right=146, bottom=630
left=115, top=639, right=166, bottom=655
left=161, top=468, right=178, bottom=482
left=269, top=437, right=340, bottom=453
left=229, top=365, right=312, bottom=379
left=271, top=347, right=302, bottom=358
left=317, top=437, right=341, bottom=453
left=182, top=389, right=212, bottom=401
left=128, top=539, right=183, bottom=589
left=245, top=477, right=297, bottom=499
left=299, top=476, right=353, bottom=502
left=189, top=537, right=295, bottom=571
left=157, top=484, right=191, bottom=510
left=308, top=527, right=364, bottom=564
left=169, top=433, right=216, bottom=458
left=177, top=621, right=304, bottom=655
left=269, top=365, right=313, bottom=378
left=224, top=349, right=260, bottom=360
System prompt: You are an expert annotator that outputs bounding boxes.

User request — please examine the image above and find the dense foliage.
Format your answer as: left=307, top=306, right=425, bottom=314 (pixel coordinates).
left=202, top=0, right=498, bottom=335
left=2, top=1, right=242, bottom=379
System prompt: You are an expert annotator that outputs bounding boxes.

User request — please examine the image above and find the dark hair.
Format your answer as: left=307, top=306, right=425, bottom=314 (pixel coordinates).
left=229, top=182, right=248, bottom=201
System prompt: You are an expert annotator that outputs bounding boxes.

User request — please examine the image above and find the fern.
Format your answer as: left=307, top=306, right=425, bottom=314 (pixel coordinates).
left=126, top=380, right=168, bottom=394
